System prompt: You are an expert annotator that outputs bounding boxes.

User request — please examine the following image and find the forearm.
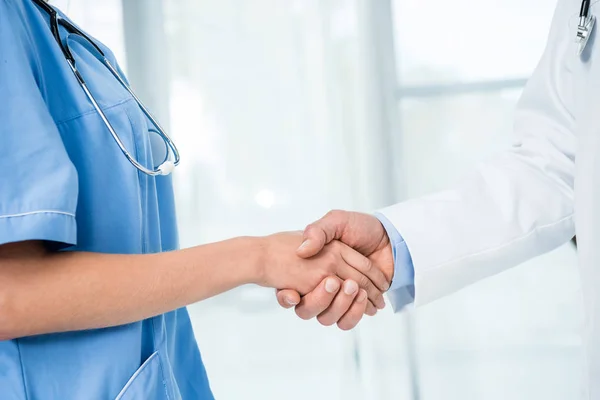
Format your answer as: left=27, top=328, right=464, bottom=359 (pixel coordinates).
left=0, top=237, right=262, bottom=339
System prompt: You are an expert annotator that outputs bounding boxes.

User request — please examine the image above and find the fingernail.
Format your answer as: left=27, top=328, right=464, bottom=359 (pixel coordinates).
left=285, top=297, right=299, bottom=306
left=297, top=240, right=311, bottom=251
left=344, top=280, right=358, bottom=295
left=357, top=290, right=367, bottom=302
left=325, top=278, right=340, bottom=293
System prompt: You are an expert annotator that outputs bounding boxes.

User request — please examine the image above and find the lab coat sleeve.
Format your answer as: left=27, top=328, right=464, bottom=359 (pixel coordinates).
left=378, top=0, right=577, bottom=311
left=0, top=1, right=78, bottom=247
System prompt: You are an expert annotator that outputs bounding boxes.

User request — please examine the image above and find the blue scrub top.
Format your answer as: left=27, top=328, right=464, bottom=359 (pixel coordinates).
left=0, top=1, right=213, bottom=399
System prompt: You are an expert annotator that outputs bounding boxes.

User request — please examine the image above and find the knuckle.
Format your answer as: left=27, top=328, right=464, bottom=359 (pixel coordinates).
left=325, top=210, right=344, bottom=225
left=319, top=272, right=333, bottom=285
left=317, top=315, right=335, bottom=327
left=303, top=224, right=316, bottom=235
left=367, top=300, right=378, bottom=311
left=337, top=320, right=354, bottom=331
left=359, top=275, right=371, bottom=289
left=312, top=290, right=330, bottom=306
left=366, top=301, right=378, bottom=314
left=326, top=253, right=339, bottom=270
left=295, top=308, right=313, bottom=321
left=325, top=210, right=341, bottom=219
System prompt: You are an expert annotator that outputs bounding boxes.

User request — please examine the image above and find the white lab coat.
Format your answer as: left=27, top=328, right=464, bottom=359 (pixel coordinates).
left=378, top=0, right=600, bottom=397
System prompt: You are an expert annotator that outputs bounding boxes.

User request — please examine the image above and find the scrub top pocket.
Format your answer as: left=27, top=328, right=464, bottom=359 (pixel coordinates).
left=114, top=352, right=169, bottom=400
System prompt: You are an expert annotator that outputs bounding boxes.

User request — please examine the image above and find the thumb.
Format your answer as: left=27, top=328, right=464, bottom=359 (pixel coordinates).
left=296, top=226, right=326, bottom=258
left=297, top=210, right=349, bottom=258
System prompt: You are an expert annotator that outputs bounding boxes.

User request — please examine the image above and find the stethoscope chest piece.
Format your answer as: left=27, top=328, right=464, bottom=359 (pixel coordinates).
left=578, top=15, right=596, bottom=56
left=578, top=0, right=596, bottom=56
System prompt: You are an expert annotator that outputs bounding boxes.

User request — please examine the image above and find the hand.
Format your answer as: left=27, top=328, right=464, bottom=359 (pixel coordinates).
left=277, top=211, right=394, bottom=329
left=259, top=232, right=389, bottom=309
left=277, top=276, right=371, bottom=331
left=299, top=211, right=394, bottom=273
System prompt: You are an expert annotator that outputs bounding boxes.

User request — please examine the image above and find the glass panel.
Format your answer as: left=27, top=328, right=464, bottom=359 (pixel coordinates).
left=165, top=0, right=357, bottom=244
left=396, top=91, right=582, bottom=399
left=392, top=0, right=558, bottom=85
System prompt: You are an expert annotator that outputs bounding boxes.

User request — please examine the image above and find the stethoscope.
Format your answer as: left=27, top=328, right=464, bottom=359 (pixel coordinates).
left=32, top=0, right=180, bottom=176
left=578, top=0, right=597, bottom=55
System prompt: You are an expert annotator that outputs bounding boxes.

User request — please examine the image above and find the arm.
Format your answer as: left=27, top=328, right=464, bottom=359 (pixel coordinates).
left=378, top=0, right=576, bottom=308
left=279, top=0, right=577, bottom=316
left=0, top=5, right=388, bottom=339
left=0, top=233, right=388, bottom=340
left=0, top=239, right=260, bottom=339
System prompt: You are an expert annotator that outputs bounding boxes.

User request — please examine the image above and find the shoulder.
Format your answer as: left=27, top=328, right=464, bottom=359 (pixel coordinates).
left=0, top=0, right=45, bottom=50
left=0, top=0, right=54, bottom=85
left=1, top=0, right=34, bottom=23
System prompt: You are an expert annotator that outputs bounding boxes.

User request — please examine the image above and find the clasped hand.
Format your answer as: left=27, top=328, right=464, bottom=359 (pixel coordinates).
left=260, top=211, right=394, bottom=330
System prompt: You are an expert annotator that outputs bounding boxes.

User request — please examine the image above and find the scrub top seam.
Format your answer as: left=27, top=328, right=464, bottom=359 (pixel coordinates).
left=157, top=353, right=172, bottom=400
left=150, top=317, right=171, bottom=399
left=27, top=4, right=49, bottom=101
left=9, top=0, right=48, bottom=99
left=15, top=339, right=30, bottom=400
left=123, top=105, right=146, bottom=254
left=54, top=97, right=134, bottom=126
left=0, top=210, right=75, bottom=219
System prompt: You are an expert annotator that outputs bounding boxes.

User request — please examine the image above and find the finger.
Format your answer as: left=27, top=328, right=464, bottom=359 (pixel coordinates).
left=296, top=224, right=328, bottom=258
left=316, top=280, right=359, bottom=326
left=276, top=289, right=301, bottom=309
left=336, top=254, right=386, bottom=310
left=294, top=277, right=342, bottom=320
left=338, top=289, right=368, bottom=331
left=365, top=301, right=377, bottom=316
left=365, top=300, right=378, bottom=313
left=297, top=210, right=349, bottom=258
left=339, top=243, right=390, bottom=292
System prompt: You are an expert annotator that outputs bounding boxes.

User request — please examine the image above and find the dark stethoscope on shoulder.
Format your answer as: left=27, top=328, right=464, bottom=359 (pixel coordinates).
left=31, top=0, right=180, bottom=176
left=578, top=0, right=596, bottom=55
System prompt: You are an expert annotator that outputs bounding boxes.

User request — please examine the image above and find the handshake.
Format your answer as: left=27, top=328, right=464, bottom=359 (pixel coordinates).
left=257, top=210, right=394, bottom=330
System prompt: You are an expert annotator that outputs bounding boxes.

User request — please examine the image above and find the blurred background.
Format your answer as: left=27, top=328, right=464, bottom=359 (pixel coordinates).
left=52, top=0, right=583, bottom=398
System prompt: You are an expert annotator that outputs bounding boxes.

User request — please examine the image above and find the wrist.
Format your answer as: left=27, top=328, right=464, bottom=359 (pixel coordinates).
left=194, top=236, right=267, bottom=287
left=243, top=236, right=269, bottom=286
left=382, top=241, right=394, bottom=284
